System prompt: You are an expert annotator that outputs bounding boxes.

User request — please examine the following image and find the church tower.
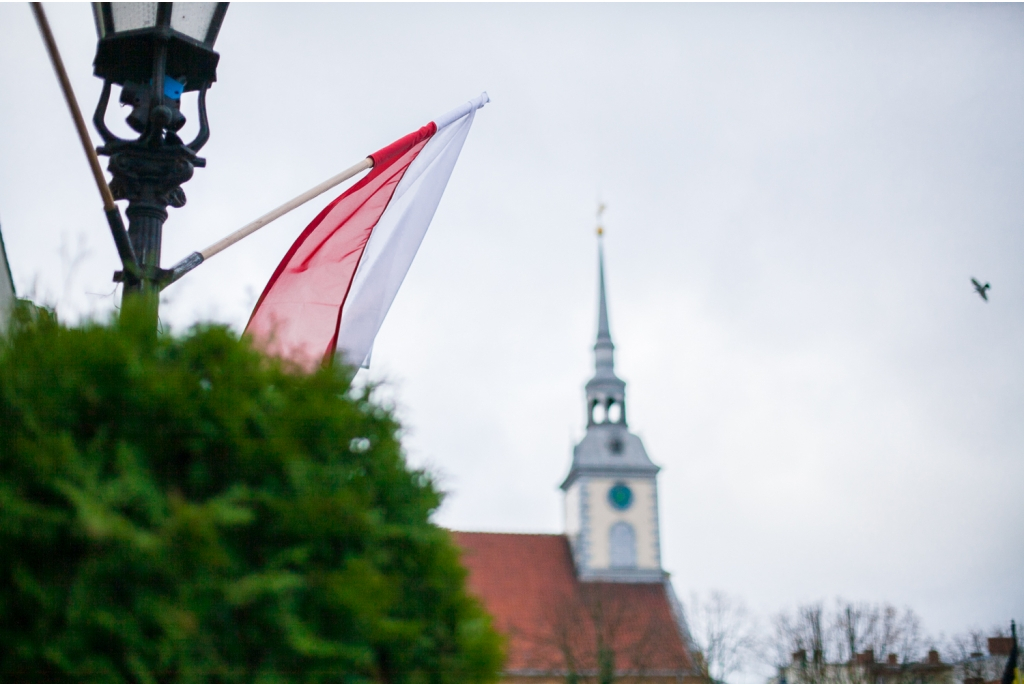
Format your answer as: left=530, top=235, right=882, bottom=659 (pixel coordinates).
left=452, top=218, right=699, bottom=680
left=562, top=230, right=664, bottom=583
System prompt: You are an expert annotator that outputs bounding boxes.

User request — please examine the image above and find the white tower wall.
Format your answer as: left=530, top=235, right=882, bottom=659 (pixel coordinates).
left=583, top=476, right=660, bottom=571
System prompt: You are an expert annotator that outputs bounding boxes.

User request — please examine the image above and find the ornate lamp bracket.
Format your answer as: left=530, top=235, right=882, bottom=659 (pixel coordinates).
left=93, top=76, right=211, bottom=291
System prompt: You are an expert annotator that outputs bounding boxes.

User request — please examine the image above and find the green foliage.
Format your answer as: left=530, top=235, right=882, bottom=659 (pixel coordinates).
left=0, top=305, right=503, bottom=683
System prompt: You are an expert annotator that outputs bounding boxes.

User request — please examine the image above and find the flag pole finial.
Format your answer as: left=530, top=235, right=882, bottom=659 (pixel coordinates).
left=596, top=202, right=606, bottom=237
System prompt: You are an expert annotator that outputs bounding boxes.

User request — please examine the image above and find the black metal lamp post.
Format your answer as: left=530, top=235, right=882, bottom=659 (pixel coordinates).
left=90, top=2, right=228, bottom=321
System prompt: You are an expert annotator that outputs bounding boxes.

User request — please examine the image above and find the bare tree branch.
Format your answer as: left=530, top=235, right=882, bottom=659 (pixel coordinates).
left=686, top=590, right=760, bottom=683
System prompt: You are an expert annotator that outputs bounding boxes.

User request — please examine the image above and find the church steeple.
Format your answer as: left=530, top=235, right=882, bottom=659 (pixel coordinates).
left=586, top=230, right=627, bottom=428
left=561, top=212, right=663, bottom=583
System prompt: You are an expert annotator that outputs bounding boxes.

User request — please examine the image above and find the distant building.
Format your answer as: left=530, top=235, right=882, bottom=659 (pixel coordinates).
left=776, top=648, right=953, bottom=684
left=453, top=239, right=700, bottom=683
left=774, top=635, right=1021, bottom=685
left=954, top=635, right=1018, bottom=684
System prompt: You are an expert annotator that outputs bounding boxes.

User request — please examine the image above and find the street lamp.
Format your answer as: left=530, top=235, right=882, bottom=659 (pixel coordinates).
left=90, top=2, right=228, bottom=318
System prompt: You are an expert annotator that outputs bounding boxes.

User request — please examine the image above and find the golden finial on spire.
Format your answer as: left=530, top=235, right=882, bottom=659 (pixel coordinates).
left=596, top=202, right=606, bottom=237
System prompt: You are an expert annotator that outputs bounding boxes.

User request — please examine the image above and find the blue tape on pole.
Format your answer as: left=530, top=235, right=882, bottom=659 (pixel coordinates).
left=164, top=76, right=184, bottom=100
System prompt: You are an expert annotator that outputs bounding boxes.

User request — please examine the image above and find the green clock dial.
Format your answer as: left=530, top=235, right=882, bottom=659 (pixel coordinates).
left=608, top=483, right=633, bottom=510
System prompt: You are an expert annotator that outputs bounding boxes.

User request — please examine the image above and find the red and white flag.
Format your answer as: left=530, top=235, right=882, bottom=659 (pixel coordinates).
left=245, top=93, right=489, bottom=369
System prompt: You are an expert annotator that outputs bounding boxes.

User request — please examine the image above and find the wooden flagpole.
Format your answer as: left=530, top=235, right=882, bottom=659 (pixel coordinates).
left=164, top=156, right=374, bottom=285
left=200, top=157, right=373, bottom=260
left=31, top=2, right=139, bottom=276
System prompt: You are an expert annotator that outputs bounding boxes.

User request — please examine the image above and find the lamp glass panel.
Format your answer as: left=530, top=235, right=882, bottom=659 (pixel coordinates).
left=170, top=3, right=218, bottom=43
left=110, top=3, right=158, bottom=33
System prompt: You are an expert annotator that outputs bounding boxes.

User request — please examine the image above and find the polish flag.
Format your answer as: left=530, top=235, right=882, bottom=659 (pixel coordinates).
left=245, top=93, right=489, bottom=370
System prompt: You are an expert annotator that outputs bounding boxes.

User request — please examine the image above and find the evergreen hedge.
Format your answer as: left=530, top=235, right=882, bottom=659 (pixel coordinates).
left=0, top=305, right=503, bottom=682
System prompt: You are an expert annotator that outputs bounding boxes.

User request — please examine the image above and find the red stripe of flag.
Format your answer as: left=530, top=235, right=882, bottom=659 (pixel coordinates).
left=245, top=123, right=436, bottom=368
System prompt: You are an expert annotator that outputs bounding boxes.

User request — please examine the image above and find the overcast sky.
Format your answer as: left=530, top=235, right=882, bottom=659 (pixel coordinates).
left=1, top=3, right=1022, bottom=678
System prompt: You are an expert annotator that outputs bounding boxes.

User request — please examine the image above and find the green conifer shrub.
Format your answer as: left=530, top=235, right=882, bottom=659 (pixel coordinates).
left=0, top=305, right=503, bottom=683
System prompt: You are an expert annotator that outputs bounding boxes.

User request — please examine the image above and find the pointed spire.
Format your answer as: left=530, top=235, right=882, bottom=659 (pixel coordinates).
left=597, top=239, right=611, bottom=344
left=593, top=206, right=616, bottom=378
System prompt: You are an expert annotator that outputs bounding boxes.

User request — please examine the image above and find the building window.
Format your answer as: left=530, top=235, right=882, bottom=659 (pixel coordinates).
left=609, top=521, right=636, bottom=568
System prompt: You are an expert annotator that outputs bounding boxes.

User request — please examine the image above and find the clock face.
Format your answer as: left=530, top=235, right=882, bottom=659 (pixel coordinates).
left=608, top=482, right=633, bottom=510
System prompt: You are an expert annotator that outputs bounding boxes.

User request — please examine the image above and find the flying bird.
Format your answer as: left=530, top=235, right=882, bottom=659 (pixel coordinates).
left=971, top=278, right=991, bottom=301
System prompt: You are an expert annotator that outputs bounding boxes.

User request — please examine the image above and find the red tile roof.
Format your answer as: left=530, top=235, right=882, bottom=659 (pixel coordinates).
left=453, top=532, right=696, bottom=681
